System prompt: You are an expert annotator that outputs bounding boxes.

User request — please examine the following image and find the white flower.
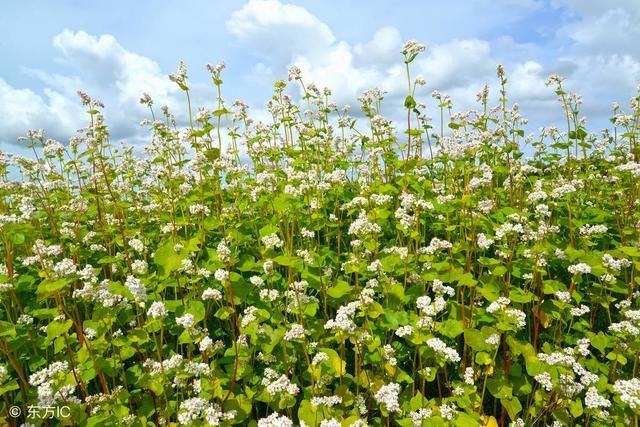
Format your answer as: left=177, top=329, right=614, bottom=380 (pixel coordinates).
left=401, top=39, right=426, bottom=58
left=250, top=276, right=265, bottom=286
left=570, top=305, right=590, bottom=317
left=147, top=301, right=168, bottom=319
left=602, top=254, right=631, bottom=272
left=579, top=224, right=608, bottom=236
left=216, top=239, right=231, bottom=264
left=188, top=204, right=211, bottom=216
left=568, top=263, right=591, bottom=275
left=555, top=291, right=571, bottom=303
left=125, top=275, right=147, bottom=304
left=199, top=337, right=214, bottom=353
left=52, top=258, right=77, bottom=278
left=177, top=397, right=228, bottom=425
left=383, top=344, right=397, bottom=366
left=128, top=238, right=145, bottom=252
left=348, top=210, right=382, bottom=236
left=312, top=352, right=329, bottom=366
left=176, top=314, right=195, bottom=329
left=0, top=365, right=9, bottom=384
left=202, top=288, right=222, bottom=301
left=487, top=297, right=511, bottom=314
left=535, top=371, right=553, bottom=391
left=374, top=382, right=401, bottom=412
left=505, top=309, right=527, bottom=328
left=258, top=413, right=293, bottom=427
left=576, top=338, right=591, bottom=356
left=311, top=395, right=343, bottom=407
left=409, top=408, right=432, bottom=426
left=426, top=337, right=461, bottom=362
left=262, top=233, right=284, bottom=249
left=17, top=314, right=34, bottom=325
left=284, top=324, right=305, bottom=341
left=464, top=367, right=475, bottom=385
left=395, top=325, right=413, bottom=337
left=263, top=260, right=274, bottom=274
left=613, top=378, right=640, bottom=409
left=609, top=320, right=640, bottom=336
left=241, top=306, right=258, bottom=328
left=214, top=269, right=229, bottom=282
left=440, top=402, right=457, bottom=420
left=485, top=334, right=501, bottom=346
left=261, top=368, right=300, bottom=396
left=585, top=386, right=611, bottom=409
left=259, top=289, right=279, bottom=301
left=131, top=259, right=148, bottom=275
left=476, top=233, right=494, bottom=250
left=324, top=301, right=360, bottom=334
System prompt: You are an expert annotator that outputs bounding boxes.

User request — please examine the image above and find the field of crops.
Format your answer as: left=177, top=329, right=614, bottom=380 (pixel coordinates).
left=1, top=40, right=640, bottom=426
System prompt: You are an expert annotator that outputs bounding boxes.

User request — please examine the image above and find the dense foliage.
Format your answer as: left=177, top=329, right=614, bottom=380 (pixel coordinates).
left=1, top=41, right=640, bottom=427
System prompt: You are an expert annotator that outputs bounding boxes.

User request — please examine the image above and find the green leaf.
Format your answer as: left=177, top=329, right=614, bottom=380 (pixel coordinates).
left=587, top=331, right=610, bottom=355
left=454, top=412, right=481, bottom=427
left=153, top=240, right=185, bottom=278
left=569, top=399, right=583, bottom=418
left=500, top=397, right=522, bottom=419
left=273, top=255, right=299, bottom=267
left=0, top=379, right=19, bottom=396
left=326, top=280, right=352, bottom=299
left=318, top=347, right=345, bottom=376
left=487, top=377, right=512, bottom=399
left=475, top=351, right=493, bottom=365
left=297, top=400, right=320, bottom=427
left=37, top=278, right=68, bottom=299
left=0, top=321, right=16, bottom=338
left=437, top=319, right=464, bottom=338
left=46, top=319, right=73, bottom=342
left=9, top=232, right=25, bottom=245
left=404, top=95, right=417, bottom=109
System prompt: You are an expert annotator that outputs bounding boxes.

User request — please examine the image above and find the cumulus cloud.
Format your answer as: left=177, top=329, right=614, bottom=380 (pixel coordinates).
left=353, top=27, right=403, bottom=67
left=542, top=1, right=640, bottom=124
left=0, top=78, right=83, bottom=144
left=227, top=0, right=639, bottom=130
left=226, top=0, right=543, bottom=121
left=0, top=30, right=184, bottom=147
left=227, top=0, right=335, bottom=65
left=3, top=0, right=640, bottom=151
left=53, top=30, right=178, bottom=107
left=49, top=30, right=184, bottom=139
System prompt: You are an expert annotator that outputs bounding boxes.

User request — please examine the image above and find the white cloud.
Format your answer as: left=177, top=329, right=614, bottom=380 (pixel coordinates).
left=546, top=1, right=640, bottom=122
left=225, top=0, right=548, bottom=119
left=353, top=27, right=403, bottom=67
left=559, top=6, right=640, bottom=57
left=52, top=30, right=178, bottom=107
left=227, top=0, right=335, bottom=64
left=226, top=0, right=640, bottom=131
left=509, top=61, right=554, bottom=101
left=4, top=0, right=639, bottom=150
left=415, top=39, right=494, bottom=90
left=0, top=30, right=184, bottom=146
left=0, top=78, right=82, bottom=143
left=294, top=41, right=386, bottom=105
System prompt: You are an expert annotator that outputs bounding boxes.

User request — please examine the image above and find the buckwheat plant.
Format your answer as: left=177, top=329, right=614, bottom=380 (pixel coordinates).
left=1, top=40, right=640, bottom=427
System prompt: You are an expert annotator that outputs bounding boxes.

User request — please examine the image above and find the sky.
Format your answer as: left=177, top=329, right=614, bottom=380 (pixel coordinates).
left=1, top=0, right=639, bottom=157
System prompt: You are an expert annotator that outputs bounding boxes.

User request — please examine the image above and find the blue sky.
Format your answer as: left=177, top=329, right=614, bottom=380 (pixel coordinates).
left=1, top=0, right=639, bottom=155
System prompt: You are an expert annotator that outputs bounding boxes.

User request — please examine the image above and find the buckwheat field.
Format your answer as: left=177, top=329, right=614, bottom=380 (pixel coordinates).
left=1, top=39, right=640, bottom=427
